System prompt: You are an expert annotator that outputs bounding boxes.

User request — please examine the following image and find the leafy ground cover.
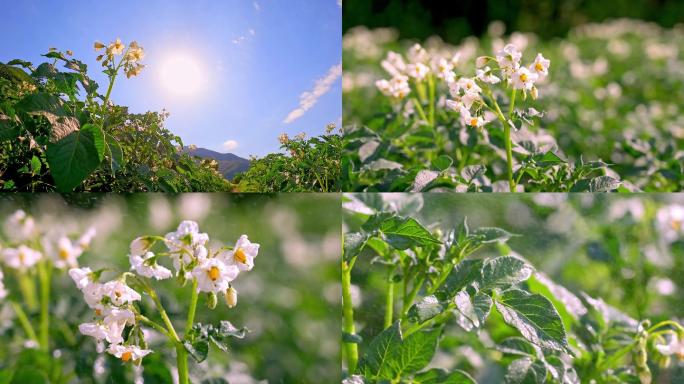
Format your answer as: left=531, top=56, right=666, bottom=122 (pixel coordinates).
left=0, top=194, right=340, bottom=383
left=342, top=19, right=684, bottom=192
left=342, top=193, right=684, bottom=383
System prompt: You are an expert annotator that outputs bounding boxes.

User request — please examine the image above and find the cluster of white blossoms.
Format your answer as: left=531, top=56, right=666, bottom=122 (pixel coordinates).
left=375, top=42, right=550, bottom=129
left=94, top=38, right=146, bottom=78
left=71, top=220, right=258, bottom=363
left=0, top=210, right=95, bottom=271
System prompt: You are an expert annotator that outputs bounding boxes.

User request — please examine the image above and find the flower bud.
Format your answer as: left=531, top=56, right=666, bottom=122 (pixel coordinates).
left=225, top=286, right=238, bottom=308
left=475, top=56, right=489, bottom=68
left=207, top=292, right=217, bottom=309
left=531, top=86, right=538, bottom=100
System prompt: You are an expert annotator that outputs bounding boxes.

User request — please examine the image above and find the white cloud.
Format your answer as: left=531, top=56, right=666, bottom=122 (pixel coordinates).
left=283, top=62, right=342, bottom=124
left=253, top=1, right=261, bottom=12
left=222, top=140, right=239, bottom=151
left=248, top=28, right=256, bottom=36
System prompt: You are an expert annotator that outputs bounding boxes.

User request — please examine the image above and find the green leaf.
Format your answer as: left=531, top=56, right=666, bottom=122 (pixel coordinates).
left=380, top=216, right=441, bottom=250
left=588, top=175, right=621, bottom=192
left=15, top=92, right=67, bottom=116
left=505, top=357, right=547, bottom=384
left=412, top=369, right=477, bottom=384
left=454, top=292, right=492, bottom=331
left=441, top=259, right=484, bottom=297
left=344, top=232, right=370, bottom=261
left=534, top=151, right=565, bottom=166
left=183, top=340, right=209, bottom=363
left=479, top=256, right=533, bottom=291
left=497, top=337, right=540, bottom=358
left=470, top=227, right=516, bottom=244
left=105, top=135, right=124, bottom=171
left=46, top=124, right=104, bottom=192
left=408, top=295, right=445, bottom=323
left=431, top=155, right=453, bottom=171
left=358, top=321, right=402, bottom=378
left=0, top=115, right=19, bottom=141
left=385, top=327, right=441, bottom=377
left=494, top=289, right=569, bottom=352
left=30, top=155, right=42, bottom=174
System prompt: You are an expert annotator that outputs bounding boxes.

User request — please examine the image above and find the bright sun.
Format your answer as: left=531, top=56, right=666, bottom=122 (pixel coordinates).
left=158, top=53, right=206, bottom=97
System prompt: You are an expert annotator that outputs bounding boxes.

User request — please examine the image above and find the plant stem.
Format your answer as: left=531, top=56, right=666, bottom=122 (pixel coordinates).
left=487, top=90, right=516, bottom=191
left=428, top=75, right=436, bottom=127
left=148, top=288, right=188, bottom=384
left=38, top=261, right=52, bottom=352
left=185, top=279, right=199, bottom=335
left=403, top=305, right=454, bottom=338
left=176, top=343, right=189, bottom=384
left=137, top=315, right=172, bottom=339
left=9, top=301, right=38, bottom=343
left=402, top=276, right=425, bottom=317
left=342, top=259, right=358, bottom=374
left=384, top=268, right=395, bottom=329
left=411, top=97, right=430, bottom=126
left=18, top=273, right=38, bottom=311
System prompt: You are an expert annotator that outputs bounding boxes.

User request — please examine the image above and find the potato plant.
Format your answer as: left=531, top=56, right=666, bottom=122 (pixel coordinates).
left=0, top=40, right=230, bottom=192
left=341, top=195, right=684, bottom=383
left=232, top=124, right=342, bottom=192
left=342, top=19, right=684, bottom=192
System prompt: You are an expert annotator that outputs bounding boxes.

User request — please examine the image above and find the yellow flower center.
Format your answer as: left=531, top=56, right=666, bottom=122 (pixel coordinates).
left=95, top=309, right=102, bottom=316
left=208, top=266, right=220, bottom=281
left=234, top=248, right=248, bottom=264
left=519, top=73, right=528, bottom=82
left=672, top=220, right=682, bottom=231
left=59, top=248, right=70, bottom=260
left=115, top=291, right=122, bottom=298
left=470, top=118, right=479, bottom=127
left=535, top=62, right=544, bottom=72
left=19, top=251, right=25, bottom=263
left=121, top=351, right=132, bottom=362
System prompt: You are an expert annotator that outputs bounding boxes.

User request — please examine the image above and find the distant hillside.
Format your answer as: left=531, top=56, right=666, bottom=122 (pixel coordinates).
left=183, top=147, right=250, bottom=180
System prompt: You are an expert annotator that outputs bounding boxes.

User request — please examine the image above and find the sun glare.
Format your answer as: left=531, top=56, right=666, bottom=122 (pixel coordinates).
left=158, top=53, right=206, bottom=97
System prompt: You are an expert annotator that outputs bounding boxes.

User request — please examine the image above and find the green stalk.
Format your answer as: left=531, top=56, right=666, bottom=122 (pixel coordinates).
left=342, top=259, right=358, bottom=374
left=384, top=268, right=395, bottom=329
left=10, top=301, right=38, bottom=343
left=176, top=343, right=190, bottom=384
left=428, top=74, right=436, bottom=127
left=38, top=261, right=52, bottom=352
left=149, top=288, right=188, bottom=384
left=18, top=273, right=38, bottom=311
left=411, top=97, right=430, bottom=126
left=403, top=305, right=454, bottom=338
left=402, top=276, right=425, bottom=317
left=185, top=279, right=199, bottom=335
left=487, top=91, right=516, bottom=192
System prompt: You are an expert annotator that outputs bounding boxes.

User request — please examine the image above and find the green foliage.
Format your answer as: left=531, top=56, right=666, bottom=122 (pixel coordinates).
left=232, top=130, right=341, bottom=192
left=0, top=48, right=230, bottom=191
left=342, top=194, right=684, bottom=383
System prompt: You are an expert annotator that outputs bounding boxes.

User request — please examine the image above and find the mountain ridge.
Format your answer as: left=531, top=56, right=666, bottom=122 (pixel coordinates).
left=183, top=147, right=250, bottom=180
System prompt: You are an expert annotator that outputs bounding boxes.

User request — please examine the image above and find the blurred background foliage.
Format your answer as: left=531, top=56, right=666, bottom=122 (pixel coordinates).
left=345, top=193, right=684, bottom=382
left=0, top=193, right=340, bottom=383
left=343, top=0, right=684, bottom=41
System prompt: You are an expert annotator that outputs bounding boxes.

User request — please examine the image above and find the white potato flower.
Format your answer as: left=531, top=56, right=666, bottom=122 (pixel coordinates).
left=78, top=227, right=97, bottom=250
left=657, top=205, right=684, bottom=243
left=107, top=344, right=152, bottom=362
left=4, top=210, right=36, bottom=241
left=476, top=67, right=501, bottom=84
left=655, top=336, right=684, bottom=359
left=129, top=236, right=154, bottom=256
left=2, top=245, right=42, bottom=269
left=380, top=51, right=406, bottom=77
left=83, top=282, right=105, bottom=309
left=192, top=258, right=239, bottom=293
left=102, top=280, right=141, bottom=306
left=530, top=53, right=550, bottom=80
left=496, top=43, right=522, bottom=74
left=511, top=67, right=538, bottom=90
left=376, top=75, right=410, bottom=99
left=49, top=236, right=83, bottom=269
left=406, top=62, right=430, bottom=81
left=221, top=235, right=259, bottom=271
left=129, top=252, right=172, bottom=280
left=407, top=43, right=429, bottom=63
left=164, top=220, right=209, bottom=254
left=102, top=308, right=136, bottom=344
left=459, top=107, right=485, bottom=128
left=455, top=77, right=482, bottom=94
left=0, top=270, right=7, bottom=300
left=69, top=267, right=94, bottom=290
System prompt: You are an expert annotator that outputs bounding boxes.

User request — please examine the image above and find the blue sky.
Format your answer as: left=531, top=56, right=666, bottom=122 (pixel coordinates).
left=0, top=0, right=342, bottom=158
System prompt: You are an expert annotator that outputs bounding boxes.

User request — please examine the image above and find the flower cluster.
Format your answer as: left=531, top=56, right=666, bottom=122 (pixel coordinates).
left=94, top=38, right=146, bottom=78
left=656, top=205, right=684, bottom=243
left=375, top=42, right=550, bottom=130
left=0, top=210, right=95, bottom=271
left=71, top=220, right=258, bottom=363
